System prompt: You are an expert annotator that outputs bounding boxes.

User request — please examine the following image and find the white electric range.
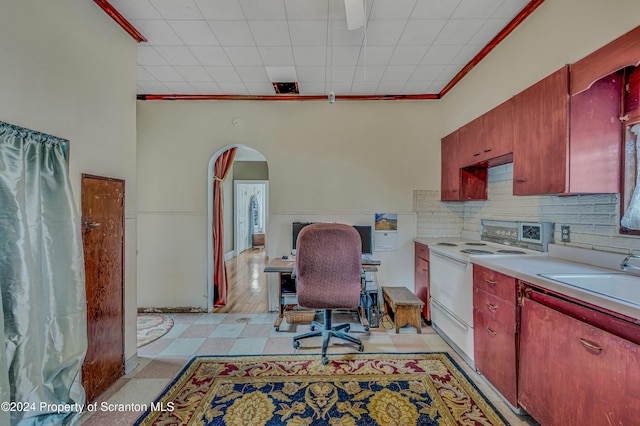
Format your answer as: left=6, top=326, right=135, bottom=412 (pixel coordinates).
left=427, top=220, right=553, bottom=367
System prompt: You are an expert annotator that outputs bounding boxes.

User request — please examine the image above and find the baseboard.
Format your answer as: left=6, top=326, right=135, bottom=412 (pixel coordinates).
left=125, top=354, right=138, bottom=375
left=224, top=250, right=235, bottom=261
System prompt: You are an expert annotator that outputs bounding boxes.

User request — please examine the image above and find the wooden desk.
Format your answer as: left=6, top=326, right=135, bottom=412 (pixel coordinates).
left=264, top=258, right=378, bottom=331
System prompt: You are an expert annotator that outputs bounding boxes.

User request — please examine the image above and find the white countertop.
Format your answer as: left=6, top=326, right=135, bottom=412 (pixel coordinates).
left=415, top=238, right=640, bottom=321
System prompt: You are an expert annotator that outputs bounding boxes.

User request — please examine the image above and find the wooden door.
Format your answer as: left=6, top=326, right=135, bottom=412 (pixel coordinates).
left=481, top=98, right=514, bottom=162
left=440, top=131, right=460, bottom=201
left=414, top=246, right=430, bottom=321
left=81, top=174, right=125, bottom=402
left=458, top=116, right=483, bottom=167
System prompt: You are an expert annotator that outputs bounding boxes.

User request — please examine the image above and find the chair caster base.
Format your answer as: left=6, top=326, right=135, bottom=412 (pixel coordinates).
left=357, top=344, right=364, bottom=352
left=322, top=356, right=329, bottom=365
left=293, top=341, right=300, bottom=349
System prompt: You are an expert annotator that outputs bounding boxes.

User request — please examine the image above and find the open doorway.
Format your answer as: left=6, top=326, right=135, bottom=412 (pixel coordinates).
left=208, top=145, right=269, bottom=312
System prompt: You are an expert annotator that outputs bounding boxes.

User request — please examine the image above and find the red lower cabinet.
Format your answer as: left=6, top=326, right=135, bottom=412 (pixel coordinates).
left=473, top=309, right=517, bottom=406
left=519, top=297, right=640, bottom=426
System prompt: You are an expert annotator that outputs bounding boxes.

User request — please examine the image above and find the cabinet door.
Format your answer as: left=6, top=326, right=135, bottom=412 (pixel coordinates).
left=441, top=131, right=461, bottom=201
left=414, top=256, right=430, bottom=321
left=458, top=116, right=483, bottom=167
left=519, top=298, right=640, bottom=426
left=513, top=66, right=569, bottom=195
left=474, top=309, right=518, bottom=407
left=482, top=98, right=514, bottom=161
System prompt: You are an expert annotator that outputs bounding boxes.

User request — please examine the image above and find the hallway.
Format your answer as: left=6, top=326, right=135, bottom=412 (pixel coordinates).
left=214, top=248, right=269, bottom=314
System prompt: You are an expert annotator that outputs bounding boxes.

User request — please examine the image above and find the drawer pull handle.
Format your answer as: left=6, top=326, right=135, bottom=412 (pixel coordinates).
left=515, top=178, right=527, bottom=183
left=486, top=327, right=496, bottom=336
left=473, top=152, right=481, bottom=156
left=578, top=338, right=603, bottom=353
left=484, top=148, right=493, bottom=153
left=485, top=279, right=497, bottom=286
left=485, top=302, right=497, bottom=312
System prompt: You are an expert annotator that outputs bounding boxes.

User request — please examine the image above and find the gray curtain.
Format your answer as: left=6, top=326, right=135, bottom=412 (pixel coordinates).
left=0, top=121, right=87, bottom=425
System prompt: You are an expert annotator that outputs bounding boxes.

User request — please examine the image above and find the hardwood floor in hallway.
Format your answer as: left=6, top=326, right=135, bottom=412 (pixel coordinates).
left=214, top=248, right=269, bottom=314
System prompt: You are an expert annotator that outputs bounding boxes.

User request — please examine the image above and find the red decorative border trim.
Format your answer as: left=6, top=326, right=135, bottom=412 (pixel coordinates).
left=94, top=0, right=147, bottom=43
left=137, top=93, right=440, bottom=101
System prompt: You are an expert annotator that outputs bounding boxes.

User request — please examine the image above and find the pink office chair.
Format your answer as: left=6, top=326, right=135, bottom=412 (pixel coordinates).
left=292, top=223, right=364, bottom=364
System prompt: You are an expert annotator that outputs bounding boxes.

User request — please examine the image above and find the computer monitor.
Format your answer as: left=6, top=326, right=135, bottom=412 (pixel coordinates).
left=353, top=225, right=373, bottom=255
left=291, top=222, right=315, bottom=253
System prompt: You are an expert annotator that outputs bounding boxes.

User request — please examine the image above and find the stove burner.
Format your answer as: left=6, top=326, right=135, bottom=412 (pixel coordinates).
left=460, top=249, right=494, bottom=255
left=497, top=249, right=526, bottom=254
left=437, top=242, right=458, bottom=247
left=465, top=242, right=487, bottom=246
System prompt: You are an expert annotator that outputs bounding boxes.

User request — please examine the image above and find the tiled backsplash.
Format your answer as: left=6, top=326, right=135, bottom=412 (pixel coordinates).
left=414, top=164, right=639, bottom=255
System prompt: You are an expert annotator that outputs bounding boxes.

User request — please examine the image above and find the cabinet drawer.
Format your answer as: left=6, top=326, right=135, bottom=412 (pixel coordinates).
left=473, top=287, right=516, bottom=331
left=473, top=265, right=516, bottom=303
left=473, top=309, right=518, bottom=407
left=415, top=242, right=429, bottom=261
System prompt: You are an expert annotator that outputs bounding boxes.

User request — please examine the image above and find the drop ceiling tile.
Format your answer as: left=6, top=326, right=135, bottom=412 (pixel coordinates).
left=331, top=46, right=361, bottom=66
left=190, top=46, right=232, bottom=66
left=328, top=66, right=356, bottom=81
left=350, top=81, right=380, bottom=94
left=329, top=20, right=364, bottom=46
left=437, top=64, right=463, bottom=82
left=433, top=19, right=485, bottom=45
left=399, top=19, right=446, bottom=45
left=174, top=65, right=213, bottom=81
left=284, top=0, right=328, bottom=20
left=137, top=46, right=169, bottom=66
left=224, top=46, right=263, bottom=66
left=109, top=0, right=162, bottom=19
left=389, top=45, right=429, bottom=65
left=168, top=21, right=219, bottom=46
left=363, top=20, right=407, bottom=46
left=264, top=66, right=297, bottom=81
left=376, top=81, right=407, bottom=94
left=402, top=81, right=433, bottom=94
left=369, top=0, right=417, bottom=20
left=249, top=21, right=291, bottom=46
left=149, top=0, right=203, bottom=20
left=243, top=82, right=276, bottom=95
left=471, top=18, right=509, bottom=46
left=450, top=44, right=481, bottom=65
left=327, top=81, right=352, bottom=94
left=295, top=66, right=325, bottom=81
left=154, top=46, right=200, bottom=65
left=130, top=20, right=183, bottom=45
left=289, top=20, right=327, bottom=46
left=410, top=64, right=447, bottom=81
left=235, top=66, right=270, bottom=82
left=356, top=45, right=395, bottom=66
left=137, top=66, right=158, bottom=81
left=452, top=0, right=502, bottom=19
left=146, top=66, right=186, bottom=81
left=209, top=21, right=255, bottom=46
left=239, top=0, right=286, bottom=20
left=218, top=82, right=249, bottom=94
left=297, top=82, right=325, bottom=95
left=195, top=0, right=244, bottom=20
left=259, top=46, right=294, bottom=66
left=137, top=81, right=171, bottom=93
left=493, top=0, right=529, bottom=19
left=191, top=81, right=223, bottom=93
left=204, top=66, right=242, bottom=81
left=411, top=0, right=460, bottom=19
left=382, top=66, right=417, bottom=81
left=428, top=80, right=448, bottom=92
left=353, top=66, right=386, bottom=82
left=420, top=44, right=463, bottom=65
left=163, top=81, right=199, bottom=93
left=293, top=46, right=327, bottom=66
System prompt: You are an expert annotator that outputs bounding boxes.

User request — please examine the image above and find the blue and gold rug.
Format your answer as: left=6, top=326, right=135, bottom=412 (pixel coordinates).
left=135, top=353, right=509, bottom=425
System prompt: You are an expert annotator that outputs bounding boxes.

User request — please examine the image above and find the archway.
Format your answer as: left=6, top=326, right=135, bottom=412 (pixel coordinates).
left=207, top=144, right=269, bottom=311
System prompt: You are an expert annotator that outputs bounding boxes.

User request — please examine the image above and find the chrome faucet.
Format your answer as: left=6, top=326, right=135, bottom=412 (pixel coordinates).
left=620, top=255, right=640, bottom=271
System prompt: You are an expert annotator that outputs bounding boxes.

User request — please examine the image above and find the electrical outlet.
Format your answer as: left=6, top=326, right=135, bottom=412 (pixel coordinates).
left=561, top=225, right=570, bottom=242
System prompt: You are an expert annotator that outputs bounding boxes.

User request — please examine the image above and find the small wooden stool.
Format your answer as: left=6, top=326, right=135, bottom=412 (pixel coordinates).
left=382, top=286, right=424, bottom=334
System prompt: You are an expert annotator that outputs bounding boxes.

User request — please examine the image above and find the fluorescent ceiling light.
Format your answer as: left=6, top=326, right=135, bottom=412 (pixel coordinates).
left=344, top=0, right=365, bottom=30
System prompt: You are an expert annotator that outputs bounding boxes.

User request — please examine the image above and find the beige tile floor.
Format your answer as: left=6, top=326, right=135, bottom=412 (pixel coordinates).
left=79, top=312, right=538, bottom=425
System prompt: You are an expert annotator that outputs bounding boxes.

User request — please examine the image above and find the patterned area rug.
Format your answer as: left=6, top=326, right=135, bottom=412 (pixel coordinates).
left=134, top=353, right=509, bottom=425
left=137, top=314, right=174, bottom=348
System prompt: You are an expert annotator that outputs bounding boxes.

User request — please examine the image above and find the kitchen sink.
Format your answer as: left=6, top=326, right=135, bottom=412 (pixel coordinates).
left=538, top=273, right=640, bottom=307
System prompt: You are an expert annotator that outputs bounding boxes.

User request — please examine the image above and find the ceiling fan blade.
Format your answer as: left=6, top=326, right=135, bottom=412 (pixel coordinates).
left=344, top=0, right=365, bottom=30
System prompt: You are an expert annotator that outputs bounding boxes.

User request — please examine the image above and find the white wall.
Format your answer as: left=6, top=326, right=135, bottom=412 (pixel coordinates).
left=0, top=1, right=138, bottom=364
left=136, top=100, right=440, bottom=308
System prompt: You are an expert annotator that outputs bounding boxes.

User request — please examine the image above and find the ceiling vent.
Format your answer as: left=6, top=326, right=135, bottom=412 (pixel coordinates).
left=272, top=82, right=299, bottom=95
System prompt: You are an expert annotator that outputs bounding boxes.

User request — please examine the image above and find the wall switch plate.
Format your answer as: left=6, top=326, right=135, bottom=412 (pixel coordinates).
left=561, top=225, right=570, bottom=242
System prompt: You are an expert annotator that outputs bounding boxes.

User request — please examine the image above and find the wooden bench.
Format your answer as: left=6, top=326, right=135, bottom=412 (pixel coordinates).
left=382, top=286, right=424, bottom=334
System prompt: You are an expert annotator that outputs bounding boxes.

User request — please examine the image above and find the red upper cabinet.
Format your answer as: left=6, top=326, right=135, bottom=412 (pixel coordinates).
left=513, top=66, right=570, bottom=195
left=458, top=116, right=484, bottom=167
left=482, top=98, right=514, bottom=162
left=441, top=131, right=461, bottom=201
